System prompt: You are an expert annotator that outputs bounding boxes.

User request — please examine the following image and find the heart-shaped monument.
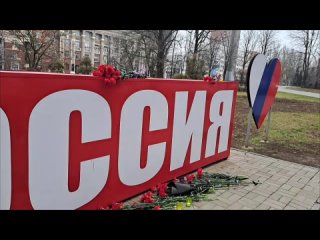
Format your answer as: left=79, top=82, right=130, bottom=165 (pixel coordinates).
left=246, top=54, right=282, bottom=129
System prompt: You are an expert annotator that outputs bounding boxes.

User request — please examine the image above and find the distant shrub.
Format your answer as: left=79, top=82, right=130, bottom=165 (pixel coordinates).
left=48, top=60, right=64, bottom=73
left=172, top=73, right=189, bottom=79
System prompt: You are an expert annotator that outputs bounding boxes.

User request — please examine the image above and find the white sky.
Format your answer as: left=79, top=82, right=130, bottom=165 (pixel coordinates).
left=177, top=30, right=296, bottom=52
left=277, top=30, right=292, bottom=47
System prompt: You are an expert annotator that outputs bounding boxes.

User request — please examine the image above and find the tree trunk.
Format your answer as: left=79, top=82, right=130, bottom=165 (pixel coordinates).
left=194, top=30, right=199, bottom=54
left=156, top=51, right=165, bottom=78
left=170, top=41, right=176, bottom=78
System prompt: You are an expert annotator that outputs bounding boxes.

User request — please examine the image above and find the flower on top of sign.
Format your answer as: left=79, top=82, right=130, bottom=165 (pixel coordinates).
left=203, top=75, right=216, bottom=84
left=92, top=64, right=147, bottom=86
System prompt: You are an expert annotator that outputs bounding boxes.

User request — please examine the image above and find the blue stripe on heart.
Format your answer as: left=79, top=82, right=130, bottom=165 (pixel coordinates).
left=252, top=59, right=278, bottom=127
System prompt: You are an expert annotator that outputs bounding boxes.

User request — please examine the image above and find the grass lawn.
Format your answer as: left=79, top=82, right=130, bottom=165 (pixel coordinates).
left=233, top=91, right=320, bottom=168
left=286, top=86, right=320, bottom=94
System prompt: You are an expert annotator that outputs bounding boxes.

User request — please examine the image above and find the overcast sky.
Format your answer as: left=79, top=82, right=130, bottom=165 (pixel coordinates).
left=178, top=30, right=296, bottom=51
left=277, top=30, right=292, bottom=47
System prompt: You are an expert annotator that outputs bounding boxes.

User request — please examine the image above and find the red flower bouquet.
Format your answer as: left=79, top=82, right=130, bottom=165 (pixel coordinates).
left=203, top=75, right=216, bottom=84
left=93, top=64, right=121, bottom=86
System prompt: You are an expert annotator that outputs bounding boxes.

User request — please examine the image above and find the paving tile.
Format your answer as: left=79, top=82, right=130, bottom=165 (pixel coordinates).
left=191, top=149, right=319, bottom=210
left=255, top=203, right=271, bottom=210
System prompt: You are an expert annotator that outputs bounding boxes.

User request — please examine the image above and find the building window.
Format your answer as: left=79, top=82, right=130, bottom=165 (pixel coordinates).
left=85, top=31, right=92, bottom=51
left=65, top=63, right=69, bottom=70
left=94, top=55, right=99, bottom=63
left=74, top=40, right=81, bottom=51
left=12, top=53, right=18, bottom=60
left=0, top=38, right=2, bottom=45
left=103, top=46, right=108, bottom=55
left=73, top=30, right=80, bottom=40
left=65, top=51, right=70, bottom=58
left=75, top=53, right=81, bottom=60
left=85, top=42, right=91, bottom=53
left=0, top=64, right=3, bottom=70
left=65, top=39, right=71, bottom=50
left=11, top=63, right=19, bottom=71
left=12, top=40, right=18, bottom=50
left=94, top=45, right=100, bottom=54
left=95, top=34, right=101, bottom=44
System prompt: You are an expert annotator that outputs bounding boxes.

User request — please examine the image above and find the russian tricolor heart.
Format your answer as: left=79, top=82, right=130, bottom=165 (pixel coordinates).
left=247, top=54, right=282, bottom=129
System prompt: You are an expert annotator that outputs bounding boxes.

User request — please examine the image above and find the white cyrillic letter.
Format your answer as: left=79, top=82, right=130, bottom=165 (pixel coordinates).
left=119, top=90, right=168, bottom=186
left=0, top=109, right=11, bottom=210
left=170, top=91, right=206, bottom=171
left=29, top=90, right=111, bottom=209
left=205, top=90, right=234, bottom=157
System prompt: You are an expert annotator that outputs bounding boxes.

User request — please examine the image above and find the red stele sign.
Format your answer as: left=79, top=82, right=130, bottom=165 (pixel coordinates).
left=0, top=71, right=238, bottom=209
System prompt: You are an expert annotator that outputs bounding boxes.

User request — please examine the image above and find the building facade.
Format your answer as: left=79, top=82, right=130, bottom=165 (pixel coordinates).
left=0, top=30, right=147, bottom=74
left=59, top=30, right=147, bottom=74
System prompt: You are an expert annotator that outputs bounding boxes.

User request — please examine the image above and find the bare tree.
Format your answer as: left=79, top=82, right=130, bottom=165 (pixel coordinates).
left=290, top=30, right=320, bottom=87
left=317, top=40, right=320, bottom=88
left=270, top=42, right=282, bottom=59
left=316, top=58, right=320, bottom=88
left=139, top=33, right=157, bottom=77
left=238, top=30, right=258, bottom=85
left=258, top=30, right=277, bottom=56
left=168, top=32, right=185, bottom=78
left=221, top=31, right=231, bottom=79
left=280, top=47, right=304, bottom=86
left=119, top=33, right=142, bottom=70
left=184, top=30, right=211, bottom=78
left=9, top=30, right=59, bottom=71
left=136, top=30, right=178, bottom=78
left=180, top=31, right=193, bottom=76
left=199, top=31, right=222, bottom=76
left=189, top=30, right=211, bottom=55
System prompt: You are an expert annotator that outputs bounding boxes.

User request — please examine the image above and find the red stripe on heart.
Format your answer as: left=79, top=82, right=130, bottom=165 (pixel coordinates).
left=257, top=61, right=282, bottom=128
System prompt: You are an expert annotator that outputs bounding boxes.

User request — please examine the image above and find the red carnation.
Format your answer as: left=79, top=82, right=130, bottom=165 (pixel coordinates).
left=203, top=76, right=210, bottom=82
left=109, top=78, right=116, bottom=85
left=158, top=189, right=168, bottom=198
left=98, top=64, right=107, bottom=71
left=93, top=70, right=103, bottom=77
left=111, top=202, right=124, bottom=210
left=114, top=70, right=121, bottom=77
left=140, top=191, right=155, bottom=203
left=159, top=183, right=168, bottom=192
left=104, top=78, right=111, bottom=84
left=203, top=76, right=215, bottom=83
left=153, top=206, right=161, bottom=210
left=106, top=66, right=115, bottom=75
left=186, top=174, right=195, bottom=183
left=197, top=168, right=203, bottom=178
left=151, top=186, right=157, bottom=192
left=105, top=73, right=111, bottom=78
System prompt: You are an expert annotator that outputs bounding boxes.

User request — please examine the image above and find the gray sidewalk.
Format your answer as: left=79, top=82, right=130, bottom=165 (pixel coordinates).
left=278, top=86, right=320, bottom=98
left=191, top=149, right=320, bottom=210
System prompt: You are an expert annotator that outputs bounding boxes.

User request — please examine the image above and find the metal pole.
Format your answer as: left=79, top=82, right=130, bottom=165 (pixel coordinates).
left=225, top=30, right=241, bottom=81
left=244, top=108, right=252, bottom=148
left=265, top=107, right=272, bottom=142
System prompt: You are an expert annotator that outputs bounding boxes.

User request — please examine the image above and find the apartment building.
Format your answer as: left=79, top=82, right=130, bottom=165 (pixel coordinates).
left=0, top=30, right=146, bottom=74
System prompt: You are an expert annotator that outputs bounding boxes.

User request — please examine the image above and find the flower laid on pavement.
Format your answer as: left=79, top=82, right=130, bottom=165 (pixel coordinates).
left=99, top=170, right=252, bottom=210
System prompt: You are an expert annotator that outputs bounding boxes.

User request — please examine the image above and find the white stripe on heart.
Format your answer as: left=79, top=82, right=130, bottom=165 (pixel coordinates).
left=249, top=54, right=267, bottom=105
